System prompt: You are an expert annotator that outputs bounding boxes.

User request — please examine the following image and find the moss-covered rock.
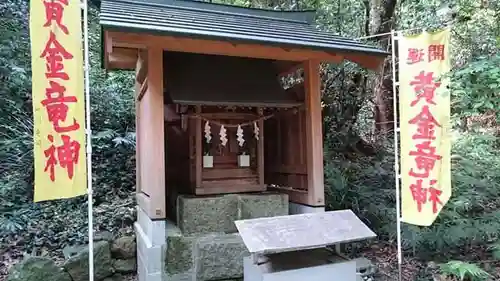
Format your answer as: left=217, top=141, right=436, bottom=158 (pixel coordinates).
left=111, top=236, right=136, bottom=259
left=63, top=241, right=114, bottom=281
left=7, top=256, right=71, bottom=281
left=113, top=259, right=136, bottom=273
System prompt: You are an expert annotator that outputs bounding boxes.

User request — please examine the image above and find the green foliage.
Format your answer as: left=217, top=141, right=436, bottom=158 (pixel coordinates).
left=324, top=151, right=397, bottom=240
left=439, top=261, right=490, bottom=281
left=0, top=1, right=498, bottom=280
left=320, top=1, right=500, bottom=272
left=325, top=131, right=500, bottom=259
left=0, top=3, right=137, bottom=253
left=0, top=0, right=34, bottom=211
left=449, top=55, right=500, bottom=124
left=401, top=133, right=500, bottom=253
left=488, top=242, right=500, bottom=260
left=0, top=104, right=33, bottom=199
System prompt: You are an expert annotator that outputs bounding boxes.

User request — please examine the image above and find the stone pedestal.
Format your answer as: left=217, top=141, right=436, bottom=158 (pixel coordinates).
left=177, top=193, right=289, bottom=235
left=243, top=250, right=356, bottom=281
left=164, top=226, right=249, bottom=281
left=136, top=192, right=288, bottom=281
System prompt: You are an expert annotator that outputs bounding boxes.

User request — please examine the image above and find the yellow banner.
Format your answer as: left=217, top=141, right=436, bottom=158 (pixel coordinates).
left=398, top=28, right=452, bottom=226
left=30, top=0, right=86, bottom=202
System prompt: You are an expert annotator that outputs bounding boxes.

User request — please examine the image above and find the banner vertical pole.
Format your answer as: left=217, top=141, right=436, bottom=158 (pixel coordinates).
left=82, top=0, right=94, bottom=280
left=391, top=29, right=403, bottom=281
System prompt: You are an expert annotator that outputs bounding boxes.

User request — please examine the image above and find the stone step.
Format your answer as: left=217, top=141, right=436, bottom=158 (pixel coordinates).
left=164, top=223, right=249, bottom=281
left=162, top=222, right=374, bottom=281
left=176, top=192, right=289, bottom=235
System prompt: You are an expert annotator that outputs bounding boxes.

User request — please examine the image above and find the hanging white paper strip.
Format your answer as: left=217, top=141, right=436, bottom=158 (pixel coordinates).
left=253, top=122, right=259, bottom=140
left=236, top=125, right=245, bottom=147
left=219, top=125, right=228, bottom=146
left=204, top=121, right=212, bottom=143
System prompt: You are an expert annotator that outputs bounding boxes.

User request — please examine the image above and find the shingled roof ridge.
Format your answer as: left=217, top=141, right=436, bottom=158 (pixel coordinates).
left=106, top=0, right=317, bottom=24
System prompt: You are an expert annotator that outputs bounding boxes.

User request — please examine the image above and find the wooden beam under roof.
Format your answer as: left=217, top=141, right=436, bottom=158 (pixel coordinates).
left=103, top=30, right=384, bottom=71
left=106, top=47, right=138, bottom=70
left=104, top=30, right=345, bottom=66
left=273, top=61, right=303, bottom=77
left=344, top=53, right=385, bottom=71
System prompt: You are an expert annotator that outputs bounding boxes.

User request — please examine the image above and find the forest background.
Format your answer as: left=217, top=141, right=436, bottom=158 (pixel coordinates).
left=0, top=0, right=499, bottom=280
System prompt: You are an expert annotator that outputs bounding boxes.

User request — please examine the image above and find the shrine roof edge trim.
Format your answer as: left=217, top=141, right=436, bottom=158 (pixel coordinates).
left=99, top=0, right=389, bottom=64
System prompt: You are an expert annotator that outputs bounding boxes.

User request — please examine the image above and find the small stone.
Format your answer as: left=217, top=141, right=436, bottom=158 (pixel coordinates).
left=63, top=241, right=114, bottom=281
left=111, top=236, right=136, bottom=259
left=7, top=256, right=72, bottom=281
left=113, top=259, right=136, bottom=273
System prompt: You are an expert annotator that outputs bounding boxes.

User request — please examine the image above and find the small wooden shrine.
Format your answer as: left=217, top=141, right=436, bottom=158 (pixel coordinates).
left=100, top=0, right=388, bottom=219
left=100, top=1, right=387, bottom=281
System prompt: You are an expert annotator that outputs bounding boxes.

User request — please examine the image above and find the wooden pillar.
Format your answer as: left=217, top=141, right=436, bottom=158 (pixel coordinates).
left=136, top=47, right=166, bottom=219
left=257, top=108, right=265, bottom=185
left=303, top=60, right=325, bottom=206
left=135, top=54, right=142, bottom=195
left=195, top=106, right=202, bottom=188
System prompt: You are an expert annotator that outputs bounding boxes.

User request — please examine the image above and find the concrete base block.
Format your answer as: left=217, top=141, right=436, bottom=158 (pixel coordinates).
left=243, top=250, right=356, bottom=281
left=289, top=202, right=325, bottom=215
left=137, top=206, right=167, bottom=246
left=138, top=251, right=163, bottom=281
left=136, top=206, right=167, bottom=281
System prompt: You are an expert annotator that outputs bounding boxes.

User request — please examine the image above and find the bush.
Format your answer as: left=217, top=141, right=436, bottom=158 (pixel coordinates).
left=439, top=261, right=490, bottom=281
left=0, top=3, right=137, bottom=253
left=325, top=131, right=500, bottom=256
left=403, top=133, right=500, bottom=255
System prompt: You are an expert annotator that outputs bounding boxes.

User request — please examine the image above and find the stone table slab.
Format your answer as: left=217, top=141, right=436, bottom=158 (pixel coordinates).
left=234, top=210, right=376, bottom=255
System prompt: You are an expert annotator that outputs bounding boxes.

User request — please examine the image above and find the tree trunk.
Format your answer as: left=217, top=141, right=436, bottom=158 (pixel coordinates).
left=368, top=0, right=398, bottom=137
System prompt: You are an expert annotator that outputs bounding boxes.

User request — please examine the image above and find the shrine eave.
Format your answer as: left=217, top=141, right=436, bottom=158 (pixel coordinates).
left=99, top=0, right=389, bottom=67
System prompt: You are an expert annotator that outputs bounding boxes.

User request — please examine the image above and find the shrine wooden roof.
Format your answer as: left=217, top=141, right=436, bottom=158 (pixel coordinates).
left=100, top=0, right=388, bottom=69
